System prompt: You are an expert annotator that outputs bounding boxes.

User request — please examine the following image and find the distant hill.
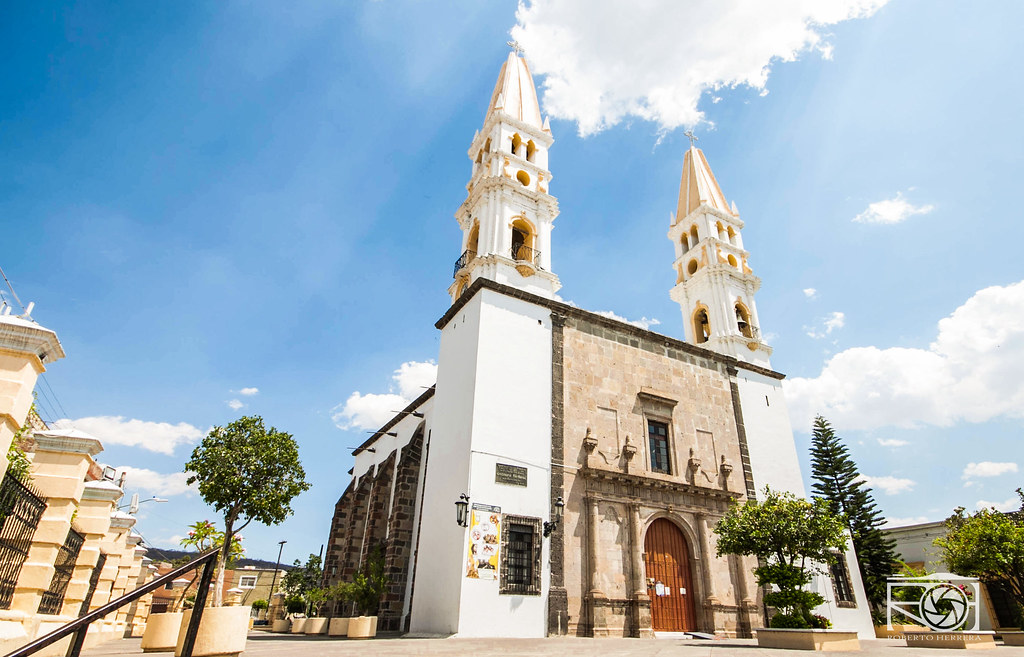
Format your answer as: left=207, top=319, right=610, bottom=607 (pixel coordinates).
left=142, top=547, right=291, bottom=571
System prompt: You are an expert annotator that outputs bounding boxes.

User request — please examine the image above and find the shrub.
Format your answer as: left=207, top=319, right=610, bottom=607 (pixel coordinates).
left=810, top=614, right=833, bottom=629
left=251, top=599, right=269, bottom=612
left=770, top=613, right=810, bottom=629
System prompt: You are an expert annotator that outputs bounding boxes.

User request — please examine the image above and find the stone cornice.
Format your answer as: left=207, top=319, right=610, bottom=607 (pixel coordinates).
left=0, top=315, right=66, bottom=365
left=32, top=433, right=103, bottom=457
left=436, top=277, right=785, bottom=381
left=580, top=466, right=743, bottom=513
left=82, top=480, right=123, bottom=502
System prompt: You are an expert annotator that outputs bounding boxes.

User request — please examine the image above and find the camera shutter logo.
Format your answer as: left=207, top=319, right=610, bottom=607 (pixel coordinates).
left=886, top=573, right=979, bottom=632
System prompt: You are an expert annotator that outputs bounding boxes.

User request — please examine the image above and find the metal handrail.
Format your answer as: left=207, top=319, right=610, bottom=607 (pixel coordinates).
left=4, top=547, right=220, bottom=657
left=511, top=243, right=541, bottom=267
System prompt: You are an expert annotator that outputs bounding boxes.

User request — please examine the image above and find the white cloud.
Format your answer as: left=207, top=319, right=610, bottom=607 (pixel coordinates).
left=511, top=0, right=888, bottom=135
left=786, top=280, right=1024, bottom=432
left=883, top=516, right=930, bottom=528
left=238, top=387, right=259, bottom=396
left=877, top=438, right=908, bottom=448
left=858, top=474, right=915, bottom=495
left=805, top=311, right=845, bottom=339
left=52, top=416, right=204, bottom=456
left=803, top=288, right=818, bottom=299
left=594, top=310, right=661, bottom=331
left=976, top=497, right=1021, bottom=512
left=962, top=461, right=1019, bottom=479
left=331, top=360, right=437, bottom=431
left=853, top=191, right=935, bottom=224
left=117, top=466, right=194, bottom=497
left=227, top=399, right=244, bottom=411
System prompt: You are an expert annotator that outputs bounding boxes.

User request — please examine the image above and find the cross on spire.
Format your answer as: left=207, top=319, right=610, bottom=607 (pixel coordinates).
left=506, top=40, right=525, bottom=56
left=684, top=130, right=698, bottom=147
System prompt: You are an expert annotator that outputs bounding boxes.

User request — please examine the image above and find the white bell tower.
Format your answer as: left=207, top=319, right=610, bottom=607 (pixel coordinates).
left=668, top=138, right=772, bottom=368
left=449, top=45, right=561, bottom=302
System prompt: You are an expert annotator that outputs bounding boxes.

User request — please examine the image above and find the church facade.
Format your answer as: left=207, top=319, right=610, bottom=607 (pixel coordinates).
left=324, top=51, right=873, bottom=639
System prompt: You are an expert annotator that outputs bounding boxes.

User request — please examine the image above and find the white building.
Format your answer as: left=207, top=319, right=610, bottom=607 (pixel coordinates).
left=324, top=49, right=873, bottom=639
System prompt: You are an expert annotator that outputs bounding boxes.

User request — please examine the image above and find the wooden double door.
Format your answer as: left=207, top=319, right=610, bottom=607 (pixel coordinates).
left=643, top=518, right=697, bottom=632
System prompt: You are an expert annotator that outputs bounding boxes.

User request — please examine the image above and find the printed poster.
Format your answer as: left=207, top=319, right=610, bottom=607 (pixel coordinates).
left=465, top=503, right=501, bottom=580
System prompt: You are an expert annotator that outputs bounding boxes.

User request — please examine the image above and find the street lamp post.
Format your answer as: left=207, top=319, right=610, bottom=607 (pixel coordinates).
left=266, top=540, right=287, bottom=620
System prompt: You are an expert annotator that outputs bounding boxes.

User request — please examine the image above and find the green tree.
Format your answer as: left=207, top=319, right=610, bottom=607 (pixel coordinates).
left=809, top=415, right=900, bottom=608
left=281, top=553, right=323, bottom=602
left=935, top=490, right=1024, bottom=626
left=715, top=488, right=848, bottom=627
left=184, top=415, right=310, bottom=607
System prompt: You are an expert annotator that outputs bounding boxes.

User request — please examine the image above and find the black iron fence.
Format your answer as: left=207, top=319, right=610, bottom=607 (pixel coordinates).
left=38, top=527, right=84, bottom=615
left=511, top=243, right=541, bottom=267
left=453, top=249, right=476, bottom=278
left=0, top=472, right=47, bottom=609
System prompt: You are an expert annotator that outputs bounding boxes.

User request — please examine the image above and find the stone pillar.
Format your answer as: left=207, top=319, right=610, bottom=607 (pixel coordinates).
left=69, top=480, right=120, bottom=617
left=732, top=554, right=760, bottom=637
left=12, top=431, right=101, bottom=616
left=628, top=503, right=652, bottom=638
left=0, top=315, right=65, bottom=461
left=101, top=511, right=135, bottom=634
left=587, top=497, right=608, bottom=637
left=268, top=592, right=286, bottom=623
left=124, top=555, right=153, bottom=638
left=113, top=535, right=143, bottom=627
left=695, top=513, right=720, bottom=633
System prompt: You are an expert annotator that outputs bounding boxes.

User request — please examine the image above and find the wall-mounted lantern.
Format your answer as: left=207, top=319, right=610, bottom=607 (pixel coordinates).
left=455, top=493, right=470, bottom=527
left=543, top=496, right=564, bottom=537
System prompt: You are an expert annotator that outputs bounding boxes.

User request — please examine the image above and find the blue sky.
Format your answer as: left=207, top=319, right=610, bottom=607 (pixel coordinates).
left=2, top=1, right=1022, bottom=562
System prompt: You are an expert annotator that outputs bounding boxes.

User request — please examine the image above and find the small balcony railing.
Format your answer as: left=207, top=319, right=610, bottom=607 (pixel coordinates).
left=453, top=249, right=476, bottom=278
left=511, top=244, right=541, bottom=267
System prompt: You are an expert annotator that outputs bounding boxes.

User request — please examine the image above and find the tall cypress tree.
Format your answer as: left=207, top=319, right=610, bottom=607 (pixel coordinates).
left=810, top=415, right=900, bottom=609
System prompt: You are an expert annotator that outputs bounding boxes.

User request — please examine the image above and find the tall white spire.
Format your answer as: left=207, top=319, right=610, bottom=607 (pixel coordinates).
left=667, top=146, right=772, bottom=367
left=449, top=50, right=560, bottom=302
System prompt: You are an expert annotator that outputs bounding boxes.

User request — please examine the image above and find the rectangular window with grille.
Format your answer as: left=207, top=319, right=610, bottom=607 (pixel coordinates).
left=648, top=420, right=671, bottom=474
left=0, top=472, right=48, bottom=610
left=830, top=554, right=856, bottom=608
left=39, top=527, right=84, bottom=615
left=499, top=515, right=541, bottom=596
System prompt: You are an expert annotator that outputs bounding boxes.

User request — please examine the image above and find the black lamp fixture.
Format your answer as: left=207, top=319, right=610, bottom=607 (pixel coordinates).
left=455, top=493, right=470, bottom=527
left=543, top=496, right=565, bottom=537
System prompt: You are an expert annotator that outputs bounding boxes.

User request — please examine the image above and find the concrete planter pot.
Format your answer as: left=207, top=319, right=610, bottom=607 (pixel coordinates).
left=173, top=606, right=250, bottom=657
left=304, top=618, right=328, bottom=635
left=328, top=617, right=350, bottom=637
left=270, top=619, right=290, bottom=633
left=755, top=628, right=861, bottom=651
left=141, top=612, right=184, bottom=653
left=346, top=616, right=378, bottom=639
left=1001, top=632, right=1024, bottom=646
left=904, top=631, right=996, bottom=650
left=875, top=623, right=929, bottom=638
left=289, top=617, right=308, bottom=634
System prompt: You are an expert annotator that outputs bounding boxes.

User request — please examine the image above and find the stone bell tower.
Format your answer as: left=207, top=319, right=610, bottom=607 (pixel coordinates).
left=448, top=47, right=561, bottom=302
left=668, top=141, right=772, bottom=368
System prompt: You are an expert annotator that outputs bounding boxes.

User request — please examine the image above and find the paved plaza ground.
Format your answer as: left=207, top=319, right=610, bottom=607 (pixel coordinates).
left=78, top=634, right=1024, bottom=657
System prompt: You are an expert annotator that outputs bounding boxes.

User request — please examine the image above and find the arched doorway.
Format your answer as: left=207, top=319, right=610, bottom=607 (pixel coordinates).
left=643, top=518, right=696, bottom=632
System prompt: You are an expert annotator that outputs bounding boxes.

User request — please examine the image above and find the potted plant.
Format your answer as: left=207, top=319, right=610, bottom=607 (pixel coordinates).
left=177, top=415, right=310, bottom=657
left=346, top=545, right=388, bottom=639
left=142, top=521, right=241, bottom=653
left=303, top=588, right=330, bottom=635
left=326, top=583, right=354, bottom=637
left=715, top=488, right=861, bottom=651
